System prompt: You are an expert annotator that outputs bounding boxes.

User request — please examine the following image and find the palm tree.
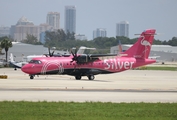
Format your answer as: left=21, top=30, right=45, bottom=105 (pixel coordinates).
left=0, top=37, right=12, bottom=63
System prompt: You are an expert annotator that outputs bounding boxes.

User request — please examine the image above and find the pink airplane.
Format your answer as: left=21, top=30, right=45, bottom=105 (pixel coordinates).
left=21, top=29, right=156, bottom=80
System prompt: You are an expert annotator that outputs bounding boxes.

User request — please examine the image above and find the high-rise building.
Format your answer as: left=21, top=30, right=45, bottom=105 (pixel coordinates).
left=116, top=21, right=129, bottom=38
left=93, top=28, right=107, bottom=39
left=65, top=6, right=76, bottom=34
left=10, top=16, right=52, bottom=42
left=75, top=34, right=87, bottom=40
left=39, top=23, right=53, bottom=43
left=46, top=12, right=60, bottom=30
left=0, top=26, right=10, bottom=37
left=10, top=16, right=39, bottom=42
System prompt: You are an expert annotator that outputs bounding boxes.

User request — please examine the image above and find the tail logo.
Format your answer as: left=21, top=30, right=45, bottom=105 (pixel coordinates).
left=140, top=36, right=151, bottom=46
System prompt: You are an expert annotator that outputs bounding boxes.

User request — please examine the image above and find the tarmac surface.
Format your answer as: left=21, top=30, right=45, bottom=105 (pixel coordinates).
left=0, top=68, right=177, bottom=103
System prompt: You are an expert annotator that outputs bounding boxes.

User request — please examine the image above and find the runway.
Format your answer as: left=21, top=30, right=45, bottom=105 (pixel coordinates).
left=0, top=68, right=177, bottom=103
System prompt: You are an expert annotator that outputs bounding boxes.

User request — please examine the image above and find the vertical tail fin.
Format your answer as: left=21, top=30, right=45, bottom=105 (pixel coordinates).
left=9, top=53, right=15, bottom=62
left=118, top=40, right=122, bottom=54
left=124, top=29, right=156, bottom=59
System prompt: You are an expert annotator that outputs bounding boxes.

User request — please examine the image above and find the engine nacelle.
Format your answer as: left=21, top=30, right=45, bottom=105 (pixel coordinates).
left=77, top=54, right=98, bottom=63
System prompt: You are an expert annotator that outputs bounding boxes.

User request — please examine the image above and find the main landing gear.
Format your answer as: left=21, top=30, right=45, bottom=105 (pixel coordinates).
left=88, top=75, right=95, bottom=80
left=75, top=75, right=81, bottom=80
left=75, top=75, right=95, bottom=80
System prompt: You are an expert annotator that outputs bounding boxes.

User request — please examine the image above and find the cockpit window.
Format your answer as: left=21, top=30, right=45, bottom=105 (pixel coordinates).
left=29, top=60, right=42, bottom=64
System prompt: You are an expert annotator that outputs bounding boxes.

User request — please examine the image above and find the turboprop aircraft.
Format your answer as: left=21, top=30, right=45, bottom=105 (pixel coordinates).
left=22, top=29, right=156, bottom=80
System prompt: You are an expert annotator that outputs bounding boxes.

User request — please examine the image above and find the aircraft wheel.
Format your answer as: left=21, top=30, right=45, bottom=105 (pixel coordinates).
left=88, top=75, right=95, bottom=80
left=14, top=68, right=17, bottom=70
left=75, top=76, right=81, bottom=80
left=30, top=75, right=34, bottom=79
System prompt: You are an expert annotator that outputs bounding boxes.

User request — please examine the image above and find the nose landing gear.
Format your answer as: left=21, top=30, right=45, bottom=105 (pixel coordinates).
left=29, top=75, right=34, bottom=79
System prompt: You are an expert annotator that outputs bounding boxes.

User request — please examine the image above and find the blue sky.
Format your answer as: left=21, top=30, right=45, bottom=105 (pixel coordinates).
left=0, top=0, right=177, bottom=40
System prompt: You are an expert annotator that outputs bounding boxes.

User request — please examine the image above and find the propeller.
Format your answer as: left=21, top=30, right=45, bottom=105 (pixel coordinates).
left=44, top=47, right=55, bottom=57
left=48, top=47, right=55, bottom=57
left=70, top=47, right=79, bottom=63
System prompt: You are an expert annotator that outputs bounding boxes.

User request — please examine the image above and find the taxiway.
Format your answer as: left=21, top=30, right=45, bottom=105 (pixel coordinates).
left=0, top=68, right=176, bottom=103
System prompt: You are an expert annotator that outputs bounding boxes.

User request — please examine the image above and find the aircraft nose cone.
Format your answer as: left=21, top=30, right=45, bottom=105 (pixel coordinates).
left=21, top=64, right=32, bottom=74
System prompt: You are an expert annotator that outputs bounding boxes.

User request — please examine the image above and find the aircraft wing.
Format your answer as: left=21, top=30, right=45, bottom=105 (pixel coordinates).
left=76, top=46, right=96, bottom=54
left=89, top=54, right=117, bottom=58
left=73, top=53, right=117, bottom=64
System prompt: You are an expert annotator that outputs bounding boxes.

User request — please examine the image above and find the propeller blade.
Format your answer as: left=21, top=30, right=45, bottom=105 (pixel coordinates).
left=48, top=47, right=50, bottom=54
left=48, top=47, right=55, bottom=57
left=75, top=47, right=77, bottom=55
left=70, top=46, right=80, bottom=63
left=51, top=51, right=55, bottom=56
left=71, top=50, right=75, bottom=56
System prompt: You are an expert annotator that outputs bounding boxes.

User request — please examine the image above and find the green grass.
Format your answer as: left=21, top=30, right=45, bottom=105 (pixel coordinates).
left=147, top=66, right=177, bottom=71
left=0, top=101, right=176, bottom=120
left=138, top=66, right=177, bottom=71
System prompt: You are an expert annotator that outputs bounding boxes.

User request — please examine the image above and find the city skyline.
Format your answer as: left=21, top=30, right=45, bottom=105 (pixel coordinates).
left=10, top=16, right=39, bottom=41
left=116, top=21, right=129, bottom=38
left=10, top=16, right=53, bottom=42
left=46, top=12, right=60, bottom=30
left=64, top=6, right=76, bottom=33
left=0, top=0, right=177, bottom=41
left=93, top=28, right=107, bottom=39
